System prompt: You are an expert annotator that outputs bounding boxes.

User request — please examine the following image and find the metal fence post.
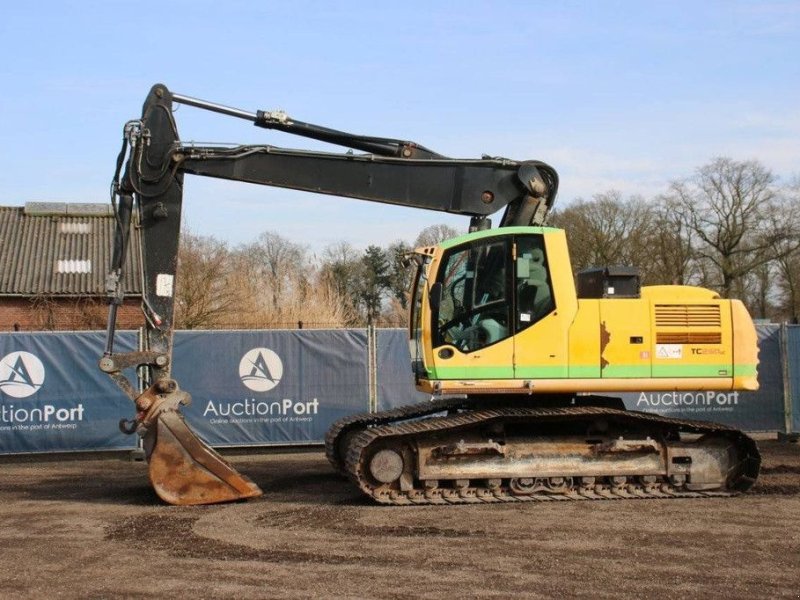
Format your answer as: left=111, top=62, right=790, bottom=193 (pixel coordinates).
left=131, top=327, right=146, bottom=461
left=778, top=323, right=798, bottom=442
left=367, top=325, right=377, bottom=413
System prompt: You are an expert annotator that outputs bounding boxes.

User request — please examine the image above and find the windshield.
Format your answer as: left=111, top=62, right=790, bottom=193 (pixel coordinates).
left=434, top=239, right=510, bottom=352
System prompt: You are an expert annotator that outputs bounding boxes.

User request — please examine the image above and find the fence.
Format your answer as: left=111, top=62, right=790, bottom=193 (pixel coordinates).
left=173, top=329, right=370, bottom=446
left=787, top=326, right=800, bottom=433
left=0, top=331, right=138, bottom=453
left=1, top=326, right=798, bottom=454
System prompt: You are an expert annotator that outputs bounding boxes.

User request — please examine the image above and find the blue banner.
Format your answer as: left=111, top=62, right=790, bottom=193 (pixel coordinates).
left=788, top=325, right=800, bottom=433
left=0, top=331, right=138, bottom=454
left=375, top=328, right=429, bottom=411
left=1, top=324, right=794, bottom=455
left=173, top=329, right=370, bottom=446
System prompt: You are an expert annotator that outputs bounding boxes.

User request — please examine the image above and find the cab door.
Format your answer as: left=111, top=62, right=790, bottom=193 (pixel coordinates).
left=429, top=236, right=515, bottom=380
left=512, top=233, right=569, bottom=379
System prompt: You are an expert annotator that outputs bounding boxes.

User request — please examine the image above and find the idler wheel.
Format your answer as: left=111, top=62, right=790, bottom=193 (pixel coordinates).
left=369, top=449, right=404, bottom=484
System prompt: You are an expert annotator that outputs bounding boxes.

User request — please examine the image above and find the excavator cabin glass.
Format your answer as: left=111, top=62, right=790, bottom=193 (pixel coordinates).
left=432, top=233, right=555, bottom=353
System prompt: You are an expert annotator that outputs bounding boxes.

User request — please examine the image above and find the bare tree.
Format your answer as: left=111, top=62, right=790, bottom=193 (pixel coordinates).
left=669, top=158, right=800, bottom=299
left=644, top=196, right=697, bottom=285
left=381, top=296, right=410, bottom=327
left=550, top=191, right=656, bottom=278
left=414, top=223, right=461, bottom=247
left=244, top=232, right=307, bottom=311
left=774, top=176, right=800, bottom=321
left=217, top=238, right=356, bottom=328
left=174, top=231, right=236, bottom=329
left=776, top=251, right=800, bottom=322
left=737, top=263, right=775, bottom=320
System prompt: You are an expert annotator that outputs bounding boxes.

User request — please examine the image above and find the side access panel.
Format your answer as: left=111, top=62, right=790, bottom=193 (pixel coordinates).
left=567, top=299, right=601, bottom=379
left=599, top=299, right=652, bottom=379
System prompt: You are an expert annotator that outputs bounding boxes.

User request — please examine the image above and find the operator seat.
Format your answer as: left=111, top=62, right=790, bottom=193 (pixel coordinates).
left=518, top=248, right=553, bottom=324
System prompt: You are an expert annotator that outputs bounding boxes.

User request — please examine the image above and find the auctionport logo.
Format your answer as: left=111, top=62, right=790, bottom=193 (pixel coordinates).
left=0, top=351, right=45, bottom=399
left=239, top=348, right=283, bottom=392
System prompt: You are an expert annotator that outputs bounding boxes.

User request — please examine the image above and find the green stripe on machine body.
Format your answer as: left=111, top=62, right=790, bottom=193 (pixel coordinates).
left=601, top=365, right=651, bottom=378
left=428, top=363, right=750, bottom=380
left=733, top=364, right=757, bottom=377
left=427, top=366, right=515, bottom=379
left=651, top=364, right=732, bottom=378
left=514, top=366, right=569, bottom=378
left=568, top=365, right=601, bottom=378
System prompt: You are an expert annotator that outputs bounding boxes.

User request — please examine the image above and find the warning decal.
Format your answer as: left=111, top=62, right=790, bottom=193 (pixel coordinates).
left=655, top=344, right=682, bottom=359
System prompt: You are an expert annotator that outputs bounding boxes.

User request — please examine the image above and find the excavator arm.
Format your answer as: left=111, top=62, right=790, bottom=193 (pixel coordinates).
left=99, top=83, right=558, bottom=505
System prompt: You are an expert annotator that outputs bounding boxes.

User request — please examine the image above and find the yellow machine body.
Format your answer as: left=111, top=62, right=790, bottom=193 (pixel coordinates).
left=412, top=226, right=759, bottom=396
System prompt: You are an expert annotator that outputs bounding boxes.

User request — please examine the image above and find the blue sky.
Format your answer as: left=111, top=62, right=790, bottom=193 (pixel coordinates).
left=1, top=1, right=798, bottom=252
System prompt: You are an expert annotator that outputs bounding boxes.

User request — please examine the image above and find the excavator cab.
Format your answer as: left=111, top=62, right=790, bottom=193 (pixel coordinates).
left=412, top=227, right=560, bottom=386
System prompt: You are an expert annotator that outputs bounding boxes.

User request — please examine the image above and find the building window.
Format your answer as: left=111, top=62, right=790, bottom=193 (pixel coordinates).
left=59, top=222, right=91, bottom=234
left=56, top=260, right=92, bottom=274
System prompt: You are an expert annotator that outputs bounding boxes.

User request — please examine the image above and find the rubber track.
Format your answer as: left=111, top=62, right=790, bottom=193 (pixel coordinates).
left=331, top=404, right=760, bottom=506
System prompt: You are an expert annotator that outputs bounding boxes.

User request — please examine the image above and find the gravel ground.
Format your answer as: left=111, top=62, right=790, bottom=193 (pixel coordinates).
left=0, top=439, right=798, bottom=599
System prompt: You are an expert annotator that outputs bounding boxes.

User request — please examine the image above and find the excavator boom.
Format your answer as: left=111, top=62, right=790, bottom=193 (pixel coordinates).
left=101, top=84, right=559, bottom=505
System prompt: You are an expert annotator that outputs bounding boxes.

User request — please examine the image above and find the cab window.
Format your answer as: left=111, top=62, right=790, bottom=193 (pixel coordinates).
left=434, top=238, right=511, bottom=352
left=515, top=234, right=555, bottom=331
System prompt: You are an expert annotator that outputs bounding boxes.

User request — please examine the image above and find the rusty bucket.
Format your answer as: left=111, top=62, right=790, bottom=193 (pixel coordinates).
left=132, top=381, right=262, bottom=505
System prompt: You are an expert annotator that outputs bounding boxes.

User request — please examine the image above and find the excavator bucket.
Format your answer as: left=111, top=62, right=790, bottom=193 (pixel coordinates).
left=133, top=381, right=262, bottom=505
left=145, top=411, right=262, bottom=505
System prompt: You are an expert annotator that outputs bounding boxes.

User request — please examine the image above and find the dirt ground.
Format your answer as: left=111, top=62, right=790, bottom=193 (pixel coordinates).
left=1, top=439, right=798, bottom=600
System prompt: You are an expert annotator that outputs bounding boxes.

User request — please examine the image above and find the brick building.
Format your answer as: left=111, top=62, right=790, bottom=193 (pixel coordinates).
left=0, top=202, right=142, bottom=331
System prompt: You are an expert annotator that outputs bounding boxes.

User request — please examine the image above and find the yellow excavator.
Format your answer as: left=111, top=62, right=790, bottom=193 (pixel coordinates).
left=100, top=84, right=760, bottom=505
